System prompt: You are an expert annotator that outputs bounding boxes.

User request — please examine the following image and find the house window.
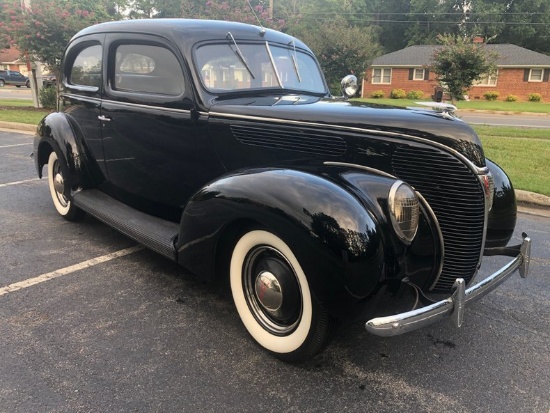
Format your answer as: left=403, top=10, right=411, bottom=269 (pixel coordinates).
left=474, top=71, right=498, bottom=86
left=413, top=68, right=425, bottom=80
left=372, top=68, right=391, bottom=84
left=529, top=68, right=544, bottom=82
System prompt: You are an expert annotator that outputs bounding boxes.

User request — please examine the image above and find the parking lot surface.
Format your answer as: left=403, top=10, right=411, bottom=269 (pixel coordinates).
left=1, top=129, right=549, bottom=413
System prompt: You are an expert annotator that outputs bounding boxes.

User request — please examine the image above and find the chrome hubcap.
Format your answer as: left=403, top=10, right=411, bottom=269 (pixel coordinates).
left=52, top=160, right=69, bottom=207
left=54, top=173, right=65, bottom=195
left=254, top=271, right=283, bottom=312
left=243, top=245, right=302, bottom=336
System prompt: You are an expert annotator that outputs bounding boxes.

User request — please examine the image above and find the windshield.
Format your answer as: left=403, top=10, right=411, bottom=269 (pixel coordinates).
left=195, top=41, right=326, bottom=95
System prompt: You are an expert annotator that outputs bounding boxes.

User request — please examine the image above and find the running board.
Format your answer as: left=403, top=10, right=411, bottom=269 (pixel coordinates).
left=73, top=189, right=179, bottom=261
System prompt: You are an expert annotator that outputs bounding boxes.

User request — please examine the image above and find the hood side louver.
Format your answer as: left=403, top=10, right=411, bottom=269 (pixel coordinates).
left=231, top=124, right=347, bottom=157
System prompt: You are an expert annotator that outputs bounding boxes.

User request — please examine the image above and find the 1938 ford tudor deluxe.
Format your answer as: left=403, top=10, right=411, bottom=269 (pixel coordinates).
left=34, top=19, right=531, bottom=362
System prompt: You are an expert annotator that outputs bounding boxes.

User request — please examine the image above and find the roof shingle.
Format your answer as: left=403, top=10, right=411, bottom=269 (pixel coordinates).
left=372, top=44, right=550, bottom=67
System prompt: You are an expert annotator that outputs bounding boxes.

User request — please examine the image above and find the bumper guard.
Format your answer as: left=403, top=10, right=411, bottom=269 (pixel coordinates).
left=365, top=234, right=532, bottom=337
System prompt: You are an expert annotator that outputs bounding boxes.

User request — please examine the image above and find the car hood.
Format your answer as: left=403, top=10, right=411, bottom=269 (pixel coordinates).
left=208, top=95, right=485, bottom=167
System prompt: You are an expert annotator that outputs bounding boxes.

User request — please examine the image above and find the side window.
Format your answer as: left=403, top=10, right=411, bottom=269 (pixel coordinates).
left=70, top=45, right=102, bottom=87
left=113, top=44, right=184, bottom=96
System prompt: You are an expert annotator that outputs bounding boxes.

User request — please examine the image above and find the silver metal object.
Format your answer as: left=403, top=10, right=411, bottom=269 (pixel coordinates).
left=365, top=235, right=532, bottom=337
left=255, top=271, right=283, bottom=311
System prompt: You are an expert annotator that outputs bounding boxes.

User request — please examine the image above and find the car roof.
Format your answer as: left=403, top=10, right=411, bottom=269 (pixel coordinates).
left=73, top=19, right=310, bottom=52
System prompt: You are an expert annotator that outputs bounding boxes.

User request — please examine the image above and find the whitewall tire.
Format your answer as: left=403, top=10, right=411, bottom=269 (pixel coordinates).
left=47, top=151, right=84, bottom=221
left=230, top=230, right=335, bottom=361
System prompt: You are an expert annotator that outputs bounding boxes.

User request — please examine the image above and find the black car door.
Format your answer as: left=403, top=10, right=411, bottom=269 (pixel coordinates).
left=100, top=33, right=198, bottom=219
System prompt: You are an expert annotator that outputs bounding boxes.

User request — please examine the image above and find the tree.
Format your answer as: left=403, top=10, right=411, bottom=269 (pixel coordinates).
left=292, top=16, right=382, bottom=93
left=0, top=0, right=114, bottom=72
left=431, top=34, right=498, bottom=102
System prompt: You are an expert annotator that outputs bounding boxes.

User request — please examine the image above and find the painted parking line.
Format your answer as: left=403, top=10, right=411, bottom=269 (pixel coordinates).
left=0, top=245, right=144, bottom=297
left=0, top=178, right=41, bottom=188
left=0, top=143, right=33, bottom=148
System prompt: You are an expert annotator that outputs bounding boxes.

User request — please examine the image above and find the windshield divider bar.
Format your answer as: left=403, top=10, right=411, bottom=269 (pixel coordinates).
left=265, top=41, right=283, bottom=88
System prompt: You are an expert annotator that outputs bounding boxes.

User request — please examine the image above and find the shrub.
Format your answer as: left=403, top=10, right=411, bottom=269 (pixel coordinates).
left=370, top=90, right=385, bottom=99
left=528, top=93, right=542, bottom=102
left=406, top=90, right=423, bottom=99
left=483, top=91, right=500, bottom=101
left=390, top=88, right=406, bottom=99
left=39, top=85, right=57, bottom=109
left=505, top=94, right=518, bottom=102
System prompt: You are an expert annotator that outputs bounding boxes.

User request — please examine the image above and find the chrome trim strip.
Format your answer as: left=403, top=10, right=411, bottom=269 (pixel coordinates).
left=207, top=111, right=488, bottom=175
left=60, top=93, right=101, bottom=103
left=101, top=99, right=193, bottom=114
left=323, top=162, right=397, bottom=179
left=60, top=93, right=192, bottom=114
left=417, top=191, right=445, bottom=288
left=365, top=235, right=531, bottom=337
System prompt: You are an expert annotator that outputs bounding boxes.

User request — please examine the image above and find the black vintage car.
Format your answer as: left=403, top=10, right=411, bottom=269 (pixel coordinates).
left=34, top=19, right=531, bottom=362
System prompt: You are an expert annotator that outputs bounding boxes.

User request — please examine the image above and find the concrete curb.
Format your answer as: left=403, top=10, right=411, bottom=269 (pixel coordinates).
left=0, top=121, right=36, bottom=132
left=1, top=121, right=548, bottom=210
left=515, top=190, right=550, bottom=208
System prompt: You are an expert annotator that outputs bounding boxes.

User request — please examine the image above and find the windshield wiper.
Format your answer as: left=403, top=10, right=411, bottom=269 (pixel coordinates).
left=226, top=32, right=255, bottom=79
left=289, top=39, right=302, bottom=83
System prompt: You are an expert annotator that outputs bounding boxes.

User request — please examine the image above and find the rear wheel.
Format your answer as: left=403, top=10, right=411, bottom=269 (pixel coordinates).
left=230, top=230, right=336, bottom=362
left=0, top=80, right=5, bottom=87
left=47, top=151, right=84, bottom=221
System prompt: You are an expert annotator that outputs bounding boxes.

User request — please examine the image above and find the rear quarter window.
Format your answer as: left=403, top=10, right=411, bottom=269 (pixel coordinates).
left=113, top=44, right=185, bottom=96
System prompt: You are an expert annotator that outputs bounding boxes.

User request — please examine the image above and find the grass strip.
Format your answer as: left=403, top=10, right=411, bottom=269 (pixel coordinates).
left=355, top=98, right=550, bottom=113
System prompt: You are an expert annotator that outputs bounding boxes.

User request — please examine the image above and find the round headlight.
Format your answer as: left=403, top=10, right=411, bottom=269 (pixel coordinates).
left=388, top=181, right=420, bottom=244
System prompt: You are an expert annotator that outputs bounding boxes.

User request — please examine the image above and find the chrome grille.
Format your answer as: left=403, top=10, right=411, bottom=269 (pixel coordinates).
left=231, top=124, right=347, bottom=157
left=391, top=145, right=485, bottom=291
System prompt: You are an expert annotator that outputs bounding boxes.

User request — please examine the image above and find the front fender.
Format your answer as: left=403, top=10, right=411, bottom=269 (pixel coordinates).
left=486, top=158, right=517, bottom=248
left=34, top=112, right=94, bottom=192
left=176, top=167, right=386, bottom=318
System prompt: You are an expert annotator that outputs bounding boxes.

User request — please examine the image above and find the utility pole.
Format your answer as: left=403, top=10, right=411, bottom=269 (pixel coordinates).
left=21, top=0, right=42, bottom=108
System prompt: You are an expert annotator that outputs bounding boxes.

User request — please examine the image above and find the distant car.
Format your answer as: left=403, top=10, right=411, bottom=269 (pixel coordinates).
left=0, top=69, right=29, bottom=87
left=42, top=74, right=57, bottom=87
left=33, top=19, right=531, bottom=362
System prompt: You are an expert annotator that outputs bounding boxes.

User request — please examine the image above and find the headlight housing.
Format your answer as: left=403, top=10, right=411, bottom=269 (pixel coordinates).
left=388, top=181, right=420, bottom=244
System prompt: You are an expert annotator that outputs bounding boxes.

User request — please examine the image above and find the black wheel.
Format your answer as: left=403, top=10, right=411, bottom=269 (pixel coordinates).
left=230, top=230, right=337, bottom=362
left=16, top=85, right=21, bottom=88
left=47, top=151, right=84, bottom=221
left=0, top=80, right=5, bottom=87
left=25, top=80, right=30, bottom=88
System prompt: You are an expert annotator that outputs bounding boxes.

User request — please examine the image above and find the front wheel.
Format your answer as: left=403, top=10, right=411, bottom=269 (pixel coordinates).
left=0, top=80, right=5, bottom=87
left=47, top=151, right=84, bottom=221
left=230, top=230, right=336, bottom=362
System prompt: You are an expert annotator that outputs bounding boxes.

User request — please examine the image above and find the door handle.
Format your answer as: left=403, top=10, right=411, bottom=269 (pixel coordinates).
left=98, top=115, right=112, bottom=122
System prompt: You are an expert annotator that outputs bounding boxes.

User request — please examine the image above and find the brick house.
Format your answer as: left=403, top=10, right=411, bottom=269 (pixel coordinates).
left=0, top=47, right=29, bottom=76
left=362, top=44, right=550, bottom=101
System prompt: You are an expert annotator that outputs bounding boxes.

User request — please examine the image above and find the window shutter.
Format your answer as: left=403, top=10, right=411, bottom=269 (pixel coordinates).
left=544, top=69, right=550, bottom=82
left=409, top=69, right=414, bottom=80
left=523, top=69, right=530, bottom=82
left=424, top=69, right=429, bottom=80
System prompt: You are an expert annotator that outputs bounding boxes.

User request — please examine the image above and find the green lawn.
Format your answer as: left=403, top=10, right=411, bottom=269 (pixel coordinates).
left=354, top=98, right=550, bottom=113
left=0, top=99, right=50, bottom=124
left=473, top=126, right=550, bottom=196
left=0, top=99, right=548, bottom=196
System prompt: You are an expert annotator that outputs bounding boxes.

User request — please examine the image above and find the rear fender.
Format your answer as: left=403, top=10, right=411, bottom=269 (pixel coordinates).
left=176, top=167, right=386, bottom=318
left=34, top=112, right=94, bottom=192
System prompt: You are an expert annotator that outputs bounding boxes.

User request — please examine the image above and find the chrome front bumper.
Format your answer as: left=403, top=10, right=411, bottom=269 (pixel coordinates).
left=365, top=234, right=532, bottom=337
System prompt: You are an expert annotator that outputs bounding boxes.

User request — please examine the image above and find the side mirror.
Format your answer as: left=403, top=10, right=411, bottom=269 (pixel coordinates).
left=341, top=74, right=358, bottom=99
